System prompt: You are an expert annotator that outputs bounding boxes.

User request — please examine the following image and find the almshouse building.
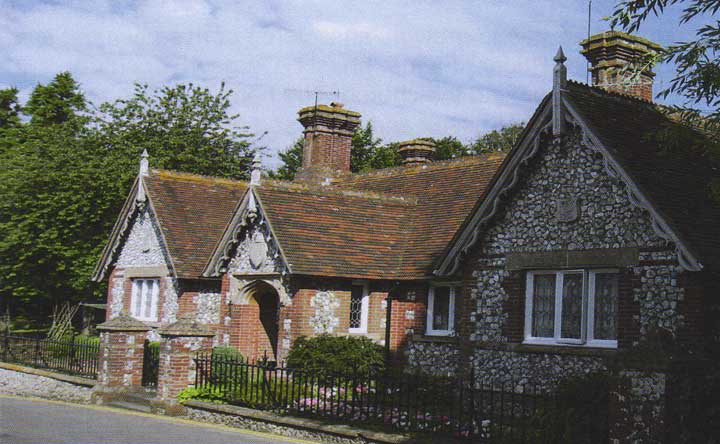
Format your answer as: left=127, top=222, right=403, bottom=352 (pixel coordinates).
left=93, top=30, right=720, bottom=404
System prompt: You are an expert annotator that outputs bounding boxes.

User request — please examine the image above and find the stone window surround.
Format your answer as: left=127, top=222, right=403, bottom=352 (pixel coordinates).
left=123, top=265, right=170, bottom=326
left=523, top=268, right=619, bottom=349
left=426, top=283, right=460, bottom=336
left=130, top=278, right=160, bottom=322
left=348, top=280, right=369, bottom=334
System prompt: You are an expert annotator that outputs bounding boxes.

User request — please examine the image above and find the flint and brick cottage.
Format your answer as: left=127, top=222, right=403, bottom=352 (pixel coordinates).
left=94, top=31, right=720, bottom=420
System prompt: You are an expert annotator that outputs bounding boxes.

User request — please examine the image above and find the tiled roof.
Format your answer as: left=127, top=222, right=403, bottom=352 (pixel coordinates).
left=139, top=155, right=505, bottom=280
left=256, top=183, right=416, bottom=279
left=334, top=155, right=506, bottom=277
left=565, top=81, right=720, bottom=269
left=144, top=170, right=248, bottom=278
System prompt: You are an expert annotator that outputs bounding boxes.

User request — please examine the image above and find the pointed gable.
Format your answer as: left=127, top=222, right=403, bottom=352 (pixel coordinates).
left=436, top=81, right=720, bottom=275
left=563, top=81, right=720, bottom=269
left=143, top=170, right=248, bottom=278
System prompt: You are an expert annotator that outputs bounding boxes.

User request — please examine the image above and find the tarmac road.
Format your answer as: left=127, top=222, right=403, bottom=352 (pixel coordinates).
left=0, top=395, right=319, bottom=444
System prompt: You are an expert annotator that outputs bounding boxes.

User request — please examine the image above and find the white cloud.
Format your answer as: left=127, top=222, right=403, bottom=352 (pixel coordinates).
left=0, top=0, right=695, bottom=168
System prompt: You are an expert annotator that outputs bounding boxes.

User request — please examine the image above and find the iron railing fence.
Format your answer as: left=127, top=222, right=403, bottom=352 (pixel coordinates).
left=0, top=332, right=99, bottom=378
left=194, top=353, right=608, bottom=442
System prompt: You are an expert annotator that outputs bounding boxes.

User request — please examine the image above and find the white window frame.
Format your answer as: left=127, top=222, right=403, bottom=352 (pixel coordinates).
left=524, top=269, right=618, bottom=348
left=348, top=281, right=370, bottom=334
left=426, top=284, right=457, bottom=336
left=130, top=278, right=160, bottom=322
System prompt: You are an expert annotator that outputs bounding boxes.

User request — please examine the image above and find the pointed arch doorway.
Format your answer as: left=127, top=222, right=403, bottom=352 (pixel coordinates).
left=230, top=280, right=280, bottom=362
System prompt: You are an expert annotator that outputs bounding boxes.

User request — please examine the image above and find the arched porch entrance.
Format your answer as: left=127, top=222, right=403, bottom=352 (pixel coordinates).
left=228, top=280, right=281, bottom=362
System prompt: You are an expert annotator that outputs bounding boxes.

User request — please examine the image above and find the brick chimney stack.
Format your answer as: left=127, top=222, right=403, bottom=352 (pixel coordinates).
left=580, top=31, right=662, bottom=101
left=398, top=139, right=436, bottom=165
left=296, top=102, right=361, bottom=183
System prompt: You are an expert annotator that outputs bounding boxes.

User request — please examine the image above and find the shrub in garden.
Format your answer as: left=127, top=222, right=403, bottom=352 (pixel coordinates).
left=286, top=334, right=385, bottom=375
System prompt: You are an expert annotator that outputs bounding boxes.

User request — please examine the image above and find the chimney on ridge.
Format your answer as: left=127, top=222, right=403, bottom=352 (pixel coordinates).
left=580, top=31, right=662, bottom=101
left=295, top=102, right=361, bottom=183
left=398, top=139, right=436, bottom=165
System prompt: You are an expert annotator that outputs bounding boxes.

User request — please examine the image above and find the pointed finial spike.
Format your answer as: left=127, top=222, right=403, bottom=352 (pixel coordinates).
left=554, top=46, right=567, bottom=63
left=139, top=149, right=149, bottom=177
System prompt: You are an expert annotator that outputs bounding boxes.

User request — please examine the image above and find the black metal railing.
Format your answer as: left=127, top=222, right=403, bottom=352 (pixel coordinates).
left=194, top=353, right=608, bottom=442
left=0, top=332, right=99, bottom=378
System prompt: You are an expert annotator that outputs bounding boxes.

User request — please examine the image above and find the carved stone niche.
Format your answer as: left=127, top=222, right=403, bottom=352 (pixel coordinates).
left=228, top=275, right=292, bottom=307
left=228, top=221, right=280, bottom=275
left=554, top=196, right=580, bottom=223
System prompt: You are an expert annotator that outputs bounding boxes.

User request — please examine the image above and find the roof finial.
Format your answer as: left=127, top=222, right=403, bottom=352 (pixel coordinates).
left=139, top=149, right=149, bottom=177
left=250, top=153, right=262, bottom=186
left=553, top=46, right=567, bottom=137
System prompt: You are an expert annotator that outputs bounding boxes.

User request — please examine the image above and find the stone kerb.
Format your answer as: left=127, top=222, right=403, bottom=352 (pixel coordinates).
left=155, top=315, right=214, bottom=414
left=95, top=313, right=151, bottom=389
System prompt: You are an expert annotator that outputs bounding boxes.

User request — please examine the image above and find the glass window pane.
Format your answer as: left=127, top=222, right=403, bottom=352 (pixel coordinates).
left=532, top=274, right=556, bottom=338
left=349, top=285, right=364, bottom=329
left=133, top=281, right=143, bottom=318
left=143, top=280, right=154, bottom=319
left=432, top=287, right=450, bottom=331
left=561, top=273, right=583, bottom=339
left=594, top=273, right=619, bottom=340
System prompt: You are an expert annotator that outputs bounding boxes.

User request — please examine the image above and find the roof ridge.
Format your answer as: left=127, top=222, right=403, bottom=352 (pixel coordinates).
left=260, top=180, right=417, bottom=205
left=151, top=169, right=248, bottom=187
left=338, top=152, right=507, bottom=181
left=567, top=79, right=657, bottom=106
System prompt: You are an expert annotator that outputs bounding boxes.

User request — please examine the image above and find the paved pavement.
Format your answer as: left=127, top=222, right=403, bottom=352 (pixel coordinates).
left=0, top=396, right=319, bottom=444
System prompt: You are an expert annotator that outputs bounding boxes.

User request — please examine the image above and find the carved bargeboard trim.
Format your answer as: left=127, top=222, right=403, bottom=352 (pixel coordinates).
left=93, top=177, right=177, bottom=281
left=563, top=99, right=702, bottom=272
left=434, top=97, right=702, bottom=275
left=203, top=188, right=290, bottom=278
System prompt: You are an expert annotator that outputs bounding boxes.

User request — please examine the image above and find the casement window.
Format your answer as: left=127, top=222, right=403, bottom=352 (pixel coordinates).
left=524, top=270, right=619, bottom=348
left=348, top=282, right=369, bottom=333
left=130, top=278, right=160, bottom=322
left=426, top=285, right=457, bottom=336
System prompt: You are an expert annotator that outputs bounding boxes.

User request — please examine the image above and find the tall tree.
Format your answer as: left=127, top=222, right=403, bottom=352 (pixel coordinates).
left=23, top=72, right=87, bottom=126
left=0, top=88, right=22, bottom=129
left=0, top=75, right=259, bottom=326
left=270, top=137, right=304, bottom=181
left=470, top=123, right=525, bottom=154
left=432, top=136, right=471, bottom=160
left=610, top=1, right=720, bottom=134
left=96, top=82, right=259, bottom=181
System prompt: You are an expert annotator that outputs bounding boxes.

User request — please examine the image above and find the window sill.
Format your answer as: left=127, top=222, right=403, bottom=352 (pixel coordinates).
left=511, top=342, right=618, bottom=357
left=412, top=334, right=459, bottom=344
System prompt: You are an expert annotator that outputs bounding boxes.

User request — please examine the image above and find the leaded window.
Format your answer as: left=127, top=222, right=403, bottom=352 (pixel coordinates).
left=348, top=283, right=369, bottom=333
left=525, top=270, right=619, bottom=348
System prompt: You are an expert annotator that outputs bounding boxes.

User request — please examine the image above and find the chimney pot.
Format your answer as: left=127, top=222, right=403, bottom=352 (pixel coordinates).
left=398, top=139, right=436, bottom=165
left=580, top=30, right=662, bottom=101
left=295, top=103, right=361, bottom=183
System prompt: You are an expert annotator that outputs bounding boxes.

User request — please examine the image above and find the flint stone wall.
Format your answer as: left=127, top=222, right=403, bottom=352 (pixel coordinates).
left=405, top=340, right=459, bottom=377
left=466, top=129, right=685, bottom=385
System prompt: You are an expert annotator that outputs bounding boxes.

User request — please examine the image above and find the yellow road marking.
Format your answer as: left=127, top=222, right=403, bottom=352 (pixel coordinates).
left=0, top=394, right=320, bottom=444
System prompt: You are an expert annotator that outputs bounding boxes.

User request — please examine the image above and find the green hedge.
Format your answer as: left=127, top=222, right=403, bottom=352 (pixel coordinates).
left=286, top=334, right=385, bottom=375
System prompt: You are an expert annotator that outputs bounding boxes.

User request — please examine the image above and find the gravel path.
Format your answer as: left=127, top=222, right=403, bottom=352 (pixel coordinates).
left=0, top=368, right=92, bottom=403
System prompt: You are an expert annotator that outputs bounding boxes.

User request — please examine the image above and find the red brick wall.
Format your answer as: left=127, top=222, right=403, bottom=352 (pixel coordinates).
left=98, top=330, right=147, bottom=388
left=303, top=132, right=352, bottom=173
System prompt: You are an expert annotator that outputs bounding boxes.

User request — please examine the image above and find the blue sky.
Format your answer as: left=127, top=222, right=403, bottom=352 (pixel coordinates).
left=0, top=0, right=709, bottom=168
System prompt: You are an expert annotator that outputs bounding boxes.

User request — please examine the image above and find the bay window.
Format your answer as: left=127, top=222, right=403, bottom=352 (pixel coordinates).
left=524, top=270, right=618, bottom=348
left=131, top=278, right=160, bottom=322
